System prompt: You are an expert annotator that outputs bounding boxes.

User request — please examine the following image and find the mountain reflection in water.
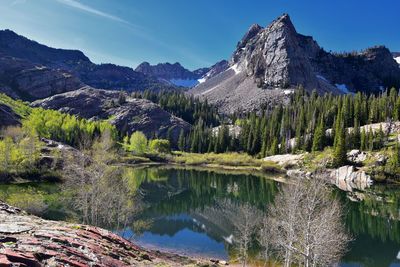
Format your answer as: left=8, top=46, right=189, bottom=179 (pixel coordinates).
left=118, top=167, right=400, bottom=266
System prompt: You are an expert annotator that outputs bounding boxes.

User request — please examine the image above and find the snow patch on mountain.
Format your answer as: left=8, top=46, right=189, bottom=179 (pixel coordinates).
left=335, top=84, right=350, bottom=94
left=395, top=57, right=400, bottom=65
left=230, top=64, right=241, bottom=74
left=316, top=74, right=328, bottom=82
left=197, top=78, right=206, bottom=84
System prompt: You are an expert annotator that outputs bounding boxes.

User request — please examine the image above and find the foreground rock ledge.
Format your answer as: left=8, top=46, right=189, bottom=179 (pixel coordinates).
left=0, top=202, right=217, bottom=267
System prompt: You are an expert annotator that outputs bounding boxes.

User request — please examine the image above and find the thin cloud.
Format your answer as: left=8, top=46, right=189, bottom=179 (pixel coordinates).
left=11, top=0, right=27, bottom=5
left=53, top=0, right=212, bottom=68
left=55, top=0, right=137, bottom=28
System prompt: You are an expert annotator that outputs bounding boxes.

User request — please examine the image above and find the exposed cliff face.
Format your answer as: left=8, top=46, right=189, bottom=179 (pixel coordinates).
left=232, top=14, right=335, bottom=92
left=31, top=87, right=191, bottom=141
left=190, top=14, right=400, bottom=113
left=0, top=30, right=174, bottom=100
left=0, top=54, right=84, bottom=100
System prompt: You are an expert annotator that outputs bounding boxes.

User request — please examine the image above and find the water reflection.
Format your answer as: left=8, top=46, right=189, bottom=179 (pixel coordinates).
left=1, top=167, right=400, bottom=266
left=127, top=167, right=400, bottom=266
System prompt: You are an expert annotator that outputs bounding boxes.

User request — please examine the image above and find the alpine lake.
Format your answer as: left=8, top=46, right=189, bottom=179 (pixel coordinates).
left=1, top=166, right=399, bottom=267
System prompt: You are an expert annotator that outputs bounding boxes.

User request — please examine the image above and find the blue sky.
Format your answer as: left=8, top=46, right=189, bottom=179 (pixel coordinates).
left=1, top=0, right=399, bottom=70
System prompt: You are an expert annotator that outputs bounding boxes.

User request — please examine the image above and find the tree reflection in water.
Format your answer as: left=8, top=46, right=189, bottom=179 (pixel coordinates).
left=61, top=165, right=400, bottom=266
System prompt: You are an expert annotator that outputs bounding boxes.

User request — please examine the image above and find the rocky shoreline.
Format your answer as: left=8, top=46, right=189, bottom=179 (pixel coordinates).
left=0, top=201, right=221, bottom=267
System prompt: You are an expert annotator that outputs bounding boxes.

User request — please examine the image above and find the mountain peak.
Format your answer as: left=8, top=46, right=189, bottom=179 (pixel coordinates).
left=191, top=14, right=400, bottom=114
left=135, top=61, right=198, bottom=82
left=276, top=13, right=291, bottom=23
left=267, top=13, right=296, bottom=35
left=237, top=24, right=263, bottom=49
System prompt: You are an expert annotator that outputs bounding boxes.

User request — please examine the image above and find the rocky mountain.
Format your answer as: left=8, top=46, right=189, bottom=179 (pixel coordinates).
left=135, top=62, right=199, bottom=87
left=31, top=87, right=191, bottom=141
left=0, top=30, right=175, bottom=100
left=135, top=60, right=228, bottom=88
left=190, top=14, right=400, bottom=113
left=0, top=53, right=84, bottom=100
left=197, top=60, right=229, bottom=84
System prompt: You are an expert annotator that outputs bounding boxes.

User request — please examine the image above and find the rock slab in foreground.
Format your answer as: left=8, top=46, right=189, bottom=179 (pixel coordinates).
left=0, top=202, right=214, bottom=267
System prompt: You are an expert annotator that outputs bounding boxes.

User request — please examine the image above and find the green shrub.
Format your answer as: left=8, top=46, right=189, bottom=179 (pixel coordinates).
left=127, top=132, right=148, bottom=155
left=149, top=139, right=171, bottom=154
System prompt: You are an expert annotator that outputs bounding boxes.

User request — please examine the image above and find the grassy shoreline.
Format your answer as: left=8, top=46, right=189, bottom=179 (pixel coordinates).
left=119, top=151, right=285, bottom=175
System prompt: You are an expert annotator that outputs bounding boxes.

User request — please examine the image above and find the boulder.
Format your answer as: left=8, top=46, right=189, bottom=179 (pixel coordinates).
left=263, top=153, right=304, bottom=166
left=347, top=149, right=368, bottom=163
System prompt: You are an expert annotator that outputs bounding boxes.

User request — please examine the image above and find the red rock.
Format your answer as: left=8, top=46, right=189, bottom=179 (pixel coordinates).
left=0, top=201, right=207, bottom=266
left=2, top=249, right=40, bottom=267
left=0, top=254, right=12, bottom=266
left=58, top=256, right=87, bottom=267
left=61, top=246, right=92, bottom=262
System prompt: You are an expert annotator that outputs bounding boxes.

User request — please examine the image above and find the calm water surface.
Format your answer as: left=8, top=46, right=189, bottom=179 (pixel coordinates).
left=1, top=167, right=400, bottom=266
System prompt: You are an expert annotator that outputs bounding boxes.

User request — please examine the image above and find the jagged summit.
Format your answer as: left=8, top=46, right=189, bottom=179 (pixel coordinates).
left=267, top=13, right=297, bottom=35
left=135, top=60, right=229, bottom=88
left=232, top=13, right=322, bottom=90
left=236, top=24, right=263, bottom=50
left=190, top=14, right=400, bottom=114
left=135, top=61, right=200, bottom=87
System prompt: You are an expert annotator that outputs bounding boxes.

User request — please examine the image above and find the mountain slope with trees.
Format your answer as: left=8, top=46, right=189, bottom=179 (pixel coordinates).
left=190, top=14, right=400, bottom=113
left=31, top=87, right=191, bottom=142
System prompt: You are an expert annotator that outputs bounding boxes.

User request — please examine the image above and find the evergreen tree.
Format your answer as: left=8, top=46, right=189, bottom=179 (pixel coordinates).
left=333, top=109, right=347, bottom=167
left=178, top=129, right=186, bottom=151
left=269, top=137, right=279, bottom=155
left=312, top=116, right=325, bottom=152
left=376, top=124, right=384, bottom=149
left=352, top=119, right=361, bottom=149
left=367, top=128, right=374, bottom=151
left=360, top=128, right=366, bottom=151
